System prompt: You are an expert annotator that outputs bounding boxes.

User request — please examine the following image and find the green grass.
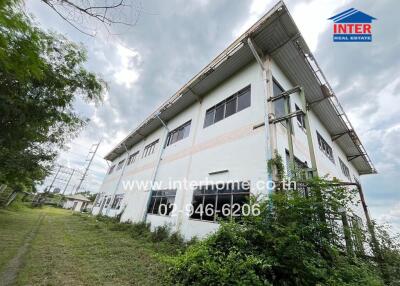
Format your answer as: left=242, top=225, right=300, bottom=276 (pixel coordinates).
left=0, top=206, right=172, bottom=285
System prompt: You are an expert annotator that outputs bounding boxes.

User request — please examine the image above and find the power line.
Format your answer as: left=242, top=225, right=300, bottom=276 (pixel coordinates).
left=75, top=140, right=101, bottom=194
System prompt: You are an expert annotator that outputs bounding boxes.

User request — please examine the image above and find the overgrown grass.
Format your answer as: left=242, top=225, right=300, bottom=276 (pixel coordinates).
left=0, top=207, right=188, bottom=285
left=81, top=214, right=196, bottom=255
left=0, top=207, right=40, bottom=271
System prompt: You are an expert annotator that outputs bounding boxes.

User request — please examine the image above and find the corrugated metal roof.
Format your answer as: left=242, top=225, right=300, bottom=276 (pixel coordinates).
left=104, top=1, right=376, bottom=175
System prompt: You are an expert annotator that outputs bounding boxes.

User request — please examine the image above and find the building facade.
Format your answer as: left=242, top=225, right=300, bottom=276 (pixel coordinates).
left=92, top=2, right=376, bottom=239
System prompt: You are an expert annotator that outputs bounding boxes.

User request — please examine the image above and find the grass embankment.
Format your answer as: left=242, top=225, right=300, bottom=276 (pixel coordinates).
left=0, top=206, right=182, bottom=285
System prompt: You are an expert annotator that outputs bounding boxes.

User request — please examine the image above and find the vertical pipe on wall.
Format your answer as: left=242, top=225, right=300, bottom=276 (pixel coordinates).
left=284, top=95, right=295, bottom=175
left=247, top=37, right=277, bottom=193
left=142, top=114, right=170, bottom=223
left=299, top=87, right=318, bottom=177
left=105, top=143, right=129, bottom=216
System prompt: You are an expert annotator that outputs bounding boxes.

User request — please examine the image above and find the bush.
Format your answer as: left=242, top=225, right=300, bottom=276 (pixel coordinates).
left=151, top=225, right=171, bottom=242
left=167, top=178, right=388, bottom=285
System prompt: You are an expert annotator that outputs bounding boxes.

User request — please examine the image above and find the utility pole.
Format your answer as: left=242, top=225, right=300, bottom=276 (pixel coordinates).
left=48, top=165, right=61, bottom=192
left=75, top=140, right=101, bottom=194
left=62, top=169, right=75, bottom=195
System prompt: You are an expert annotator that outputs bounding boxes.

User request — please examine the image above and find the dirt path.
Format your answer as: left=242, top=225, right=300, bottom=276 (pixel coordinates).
left=0, top=214, right=44, bottom=286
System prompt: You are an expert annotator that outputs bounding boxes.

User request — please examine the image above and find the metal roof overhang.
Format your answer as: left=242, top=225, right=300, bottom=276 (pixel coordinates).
left=105, top=1, right=376, bottom=175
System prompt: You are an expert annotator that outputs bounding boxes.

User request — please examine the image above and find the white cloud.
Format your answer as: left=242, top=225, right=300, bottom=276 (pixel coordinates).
left=291, top=0, right=351, bottom=52
left=232, top=0, right=273, bottom=38
left=113, top=43, right=141, bottom=88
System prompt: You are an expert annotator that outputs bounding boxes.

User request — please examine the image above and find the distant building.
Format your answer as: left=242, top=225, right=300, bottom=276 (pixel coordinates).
left=92, top=2, right=376, bottom=239
left=63, top=194, right=92, bottom=212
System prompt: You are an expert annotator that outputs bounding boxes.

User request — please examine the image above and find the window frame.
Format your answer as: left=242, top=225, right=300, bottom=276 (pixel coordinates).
left=272, top=79, right=287, bottom=127
left=189, top=181, right=251, bottom=222
left=339, top=157, right=351, bottom=180
left=147, top=190, right=177, bottom=216
left=316, top=131, right=335, bottom=163
left=111, top=194, right=124, bottom=210
left=127, top=151, right=139, bottom=165
left=142, top=139, right=159, bottom=158
left=203, top=85, right=251, bottom=128
left=165, top=120, right=192, bottom=147
left=295, top=104, right=306, bottom=130
left=116, top=159, right=126, bottom=171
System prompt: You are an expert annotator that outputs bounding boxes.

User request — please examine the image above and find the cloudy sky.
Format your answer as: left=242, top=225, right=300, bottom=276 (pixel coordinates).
left=25, top=0, right=400, bottom=230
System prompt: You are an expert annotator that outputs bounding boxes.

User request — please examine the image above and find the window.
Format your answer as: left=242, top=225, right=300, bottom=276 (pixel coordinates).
left=285, top=150, right=308, bottom=178
left=116, top=159, right=125, bottom=170
left=273, top=80, right=286, bottom=127
left=127, top=151, right=139, bottom=165
left=104, top=196, right=111, bottom=208
left=317, top=132, right=334, bottom=162
left=295, top=104, right=306, bottom=129
left=147, top=190, right=176, bottom=216
left=94, top=195, right=102, bottom=207
left=111, top=194, right=124, bottom=210
left=190, top=182, right=250, bottom=222
left=237, top=86, right=251, bottom=111
left=143, top=139, right=159, bottom=158
left=203, top=85, right=251, bottom=128
left=108, top=165, right=115, bottom=174
left=339, top=157, right=351, bottom=180
left=166, top=121, right=191, bottom=147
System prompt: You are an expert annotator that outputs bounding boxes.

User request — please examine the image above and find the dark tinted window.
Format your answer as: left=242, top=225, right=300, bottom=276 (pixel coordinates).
left=190, top=182, right=250, bottom=222
left=204, top=109, right=215, bottom=127
left=225, top=96, right=237, bottom=117
left=147, top=190, right=176, bottom=216
left=273, top=80, right=286, bottom=126
left=166, top=121, right=191, bottom=147
left=203, top=85, right=251, bottom=128
left=237, top=88, right=251, bottom=111
left=214, top=103, right=225, bottom=123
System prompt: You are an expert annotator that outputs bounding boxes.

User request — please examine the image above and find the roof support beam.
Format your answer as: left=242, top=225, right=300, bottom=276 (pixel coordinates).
left=332, top=130, right=353, bottom=141
left=347, top=154, right=365, bottom=161
left=268, top=86, right=301, bottom=102
left=189, top=87, right=202, bottom=103
left=247, top=37, right=264, bottom=71
left=269, top=110, right=304, bottom=124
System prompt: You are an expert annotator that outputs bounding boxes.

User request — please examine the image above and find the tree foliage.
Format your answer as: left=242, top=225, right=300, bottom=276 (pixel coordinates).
left=0, top=0, right=105, bottom=189
left=168, top=178, right=399, bottom=285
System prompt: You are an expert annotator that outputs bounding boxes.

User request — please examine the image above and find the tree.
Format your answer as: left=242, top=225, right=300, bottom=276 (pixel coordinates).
left=0, top=0, right=105, bottom=190
left=41, top=0, right=142, bottom=36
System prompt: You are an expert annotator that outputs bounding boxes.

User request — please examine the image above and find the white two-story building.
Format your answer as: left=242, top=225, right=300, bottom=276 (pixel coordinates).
left=92, top=1, right=376, bottom=239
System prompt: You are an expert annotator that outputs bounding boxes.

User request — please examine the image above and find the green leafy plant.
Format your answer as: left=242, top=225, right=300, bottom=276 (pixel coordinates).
left=167, top=177, right=396, bottom=286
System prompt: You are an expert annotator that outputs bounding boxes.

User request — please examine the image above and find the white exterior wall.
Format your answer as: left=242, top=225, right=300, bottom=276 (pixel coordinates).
left=93, top=59, right=363, bottom=239
left=63, top=200, right=85, bottom=212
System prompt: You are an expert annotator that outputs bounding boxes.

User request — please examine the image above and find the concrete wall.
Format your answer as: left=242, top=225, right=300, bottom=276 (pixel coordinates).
left=93, top=59, right=364, bottom=239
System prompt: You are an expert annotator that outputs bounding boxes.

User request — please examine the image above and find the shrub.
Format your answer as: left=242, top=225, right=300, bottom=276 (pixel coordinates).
left=168, top=178, right=388, bottom=285
left=151, top=225, right=171, bottom=242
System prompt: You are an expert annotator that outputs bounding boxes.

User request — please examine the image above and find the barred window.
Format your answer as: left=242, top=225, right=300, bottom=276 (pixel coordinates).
left=147, top=190, right=176, bottom=216
left=190, top=182, right=250, bottom=222
left=111, top=194, right=124, bottom=210
left=204, top=85, right=251, bottom=128
left=116, top=159, right=126, bottom=170
left=339, top=157, right=351, bottom=180
left=127, top=151, right=139, bottom=165
left=143, top=139, right=159, bottom=158
left=317, top=131, right=334, bottom=162
left=166, top=121, right=191, bottom=147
